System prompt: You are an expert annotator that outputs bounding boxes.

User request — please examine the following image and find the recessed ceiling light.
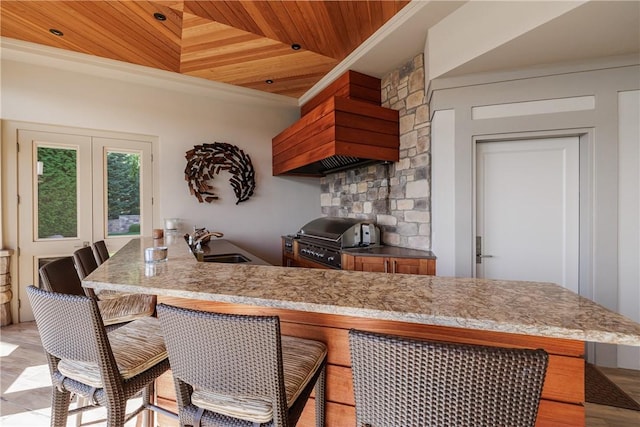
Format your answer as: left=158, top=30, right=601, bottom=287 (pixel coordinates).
left=265, top=79, right=274, bottom=84
left=153, top=12, right=167, bottom=21
left=291, top=43, right=301, bottom=50
left=49, top=28, right=64, bottom=37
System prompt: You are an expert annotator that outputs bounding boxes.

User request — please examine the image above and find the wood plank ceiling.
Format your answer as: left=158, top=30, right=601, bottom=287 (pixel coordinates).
left=0, top=1, right=410, bottom=98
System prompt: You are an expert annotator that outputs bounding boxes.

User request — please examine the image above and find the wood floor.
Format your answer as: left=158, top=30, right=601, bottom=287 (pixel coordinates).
left=1, top=321, right=639, bottom=426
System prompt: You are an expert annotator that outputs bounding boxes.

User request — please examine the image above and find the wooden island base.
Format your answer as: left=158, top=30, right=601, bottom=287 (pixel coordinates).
left=155, top=296, right=585, bottom=427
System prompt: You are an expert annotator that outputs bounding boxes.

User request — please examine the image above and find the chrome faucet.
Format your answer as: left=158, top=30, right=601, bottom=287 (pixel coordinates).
left=194, top=231, right=224, bottom=246
left=187, top=228, right=224, bottom=251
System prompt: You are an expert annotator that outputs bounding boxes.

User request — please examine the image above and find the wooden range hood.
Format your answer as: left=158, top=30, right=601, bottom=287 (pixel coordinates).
left=272, top=71, right=399, bottom=176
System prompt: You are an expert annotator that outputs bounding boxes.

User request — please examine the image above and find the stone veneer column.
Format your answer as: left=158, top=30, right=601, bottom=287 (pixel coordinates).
left=0, top=250, right=14, bottom=326
left=320, top=53, right=431, bottom=250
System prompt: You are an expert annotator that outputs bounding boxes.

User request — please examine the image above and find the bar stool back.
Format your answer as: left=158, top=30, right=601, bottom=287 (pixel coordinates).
left=157, top=303, right=327, bottom=427
left=349, top=329, right=549, bottom=427
left=39, top=256, right=155, bottom=326
left=92, top=240, right=110, bottom=265
left=39, top=256, right=86, bottom=296
left=74, top=245, right=124, bottom=301
left=26, top=285, right=172, bottom=427
left=73, top=246, right=99, bottom=280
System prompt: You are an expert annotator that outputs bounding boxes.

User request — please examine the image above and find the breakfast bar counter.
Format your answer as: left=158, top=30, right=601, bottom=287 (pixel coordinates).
left=83, top=237, right=640, bottom=426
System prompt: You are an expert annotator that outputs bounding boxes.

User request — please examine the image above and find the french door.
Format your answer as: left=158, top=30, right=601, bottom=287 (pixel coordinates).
left=17, top=129, right=152, bottom=321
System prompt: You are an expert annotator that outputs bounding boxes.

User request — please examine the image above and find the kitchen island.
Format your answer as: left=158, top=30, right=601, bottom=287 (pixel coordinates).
left=84, top=237, right=640, bottom=427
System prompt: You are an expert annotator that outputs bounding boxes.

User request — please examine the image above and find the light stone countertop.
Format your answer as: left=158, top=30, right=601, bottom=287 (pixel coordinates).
left=83, top=237, right=640, bottom=346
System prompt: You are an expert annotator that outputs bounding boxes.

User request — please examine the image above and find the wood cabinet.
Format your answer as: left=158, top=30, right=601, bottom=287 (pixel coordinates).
left=283, top=238, right=437, bottom=275
left=342, top=253, right=436, bottom=275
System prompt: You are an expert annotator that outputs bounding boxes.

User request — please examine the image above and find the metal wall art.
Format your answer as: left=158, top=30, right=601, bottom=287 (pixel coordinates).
left=185, top=142, right=256, bottom=204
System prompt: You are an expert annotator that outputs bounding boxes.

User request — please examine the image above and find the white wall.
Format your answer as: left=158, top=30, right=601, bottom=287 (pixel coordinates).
left=431, top=109, right=456, bottom=277
left=1, top=56, right=321, bottom=266
left=617, top=90, right=640, bottom=369
left=429, top=60, right=640, bottom=368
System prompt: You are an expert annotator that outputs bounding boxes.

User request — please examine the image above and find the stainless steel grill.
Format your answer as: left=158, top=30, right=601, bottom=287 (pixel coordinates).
left=296, top=217, right=380, bottom=269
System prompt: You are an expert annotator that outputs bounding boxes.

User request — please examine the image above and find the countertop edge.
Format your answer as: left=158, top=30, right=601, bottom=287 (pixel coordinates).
left=83, top=238, right=640, bottom=347
left=341, top=246, right=437, bottom=259
left=83, top=278, right=640, bottom=346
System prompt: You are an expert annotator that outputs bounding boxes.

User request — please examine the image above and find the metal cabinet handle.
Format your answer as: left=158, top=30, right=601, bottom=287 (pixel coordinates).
left=384, top=260, right=389, bottom=273
left=475, top=236, right=494, bottom=264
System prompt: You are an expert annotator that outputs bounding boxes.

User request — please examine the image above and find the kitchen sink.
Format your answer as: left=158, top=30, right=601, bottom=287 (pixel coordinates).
left=200, top=253, right=251, bottom=263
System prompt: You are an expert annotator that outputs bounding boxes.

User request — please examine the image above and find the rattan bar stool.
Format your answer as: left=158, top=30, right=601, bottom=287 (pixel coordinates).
left=92, top=240, right=110, bottom=265
left=40, top=256, right=155, bottom=326
left=348, top=329, right=549, bottom=427
left=39, top=256, right=86, bottom=297
left=156, top=303, right=327, bottom=427
left=26, top=285, right=176, bottom=427
left=73, top=245, right=100, bottom=280
left=80, top=243, right=158, bottom=309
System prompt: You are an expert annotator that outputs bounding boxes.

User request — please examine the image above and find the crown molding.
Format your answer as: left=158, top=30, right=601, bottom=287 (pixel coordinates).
left=0, top=37, right=298, bottom=109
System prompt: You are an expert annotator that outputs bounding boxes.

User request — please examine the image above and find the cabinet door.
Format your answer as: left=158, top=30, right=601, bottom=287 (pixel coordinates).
left=343, top=254, right=436, bottom=275
left=392, top=258, right=436, bottom=275
left=283, top=254, right=297, bottom=267
left=391, top=258, right=421, bottom=274
left=353, top=256, right=388, bottom=273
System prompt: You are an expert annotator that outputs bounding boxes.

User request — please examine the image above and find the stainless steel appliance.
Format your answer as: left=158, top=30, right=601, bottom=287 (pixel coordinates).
left=296, top=217, right=380, bottom=269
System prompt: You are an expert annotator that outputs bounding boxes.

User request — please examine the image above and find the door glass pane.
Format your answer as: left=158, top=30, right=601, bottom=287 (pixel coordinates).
left=36, top=145, right=78, bottom=239
left=106, top=150, right=141, bottom=236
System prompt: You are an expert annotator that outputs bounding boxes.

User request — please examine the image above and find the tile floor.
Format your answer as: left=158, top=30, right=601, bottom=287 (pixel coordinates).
left=0, top=322, right=141, bottom=427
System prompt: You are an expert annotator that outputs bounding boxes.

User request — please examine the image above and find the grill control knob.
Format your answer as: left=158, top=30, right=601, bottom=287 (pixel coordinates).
left=328, top=256, right=335, bottom=262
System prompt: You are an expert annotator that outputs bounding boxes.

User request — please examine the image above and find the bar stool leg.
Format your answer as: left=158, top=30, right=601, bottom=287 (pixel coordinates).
left=141, top=383, right=154, bottom=427
left=315, top=364, right=326, bottom=427
left=75, top=395, right=86, bottom=427
left=51, top=387, right=71, bottom=427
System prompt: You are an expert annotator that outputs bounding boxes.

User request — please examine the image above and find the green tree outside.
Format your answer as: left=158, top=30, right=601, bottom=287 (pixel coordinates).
left=107, top=151, right=140, bottom=220
left=37, top=148, right=141, bottom=238
left=37, top=146, right=77, bottom=238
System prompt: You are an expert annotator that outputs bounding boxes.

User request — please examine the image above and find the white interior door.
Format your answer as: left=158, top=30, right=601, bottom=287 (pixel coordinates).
left=17, top=130, right=93, bottom=321
left=476, top=137, right=579, bottom=293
